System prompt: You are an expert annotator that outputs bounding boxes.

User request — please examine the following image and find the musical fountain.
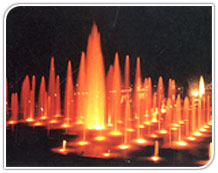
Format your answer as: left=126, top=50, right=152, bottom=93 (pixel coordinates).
left=6, top=22, right=212, bottom=167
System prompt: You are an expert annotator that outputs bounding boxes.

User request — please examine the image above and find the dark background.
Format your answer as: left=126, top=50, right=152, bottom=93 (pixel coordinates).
left=6, top=6, right=212, bottom=97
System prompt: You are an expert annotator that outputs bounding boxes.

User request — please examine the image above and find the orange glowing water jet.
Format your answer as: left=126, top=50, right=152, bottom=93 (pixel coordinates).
left=111, top=52, right=122, bottom=132
left=157, top=76, right=164, bottom=112
left=76, top=52, right=86, bottom=123
left=38, top=76, right=47, bottom=120
left=8, top=93, right=18, bottom=125
left=85, top=22, right=106, bottom=130
left=20, top=75, right=30, bottom=120
left=144, top=77, right=152, bottom=122
left=63, top=60, right=74, bottom=127
left=148, top=140, right=162, bottom=162
left=134, top=57, right=142, bottom=138
left=28, top=75, right=36, bottom=121
left=48, top=57, right=56, bottom=120
left=106, top=65, right=113, bottom=127
left=55, top=75, right=61, bottom=117
left=175, top=94, right=181, bottom=123
left=184, top=97, right=190, bottom=136
left=124, top=55, right=130, bottom=89
left=198, top=76, right=205, bottom=128
left=60, top=140, right=67, bottom=152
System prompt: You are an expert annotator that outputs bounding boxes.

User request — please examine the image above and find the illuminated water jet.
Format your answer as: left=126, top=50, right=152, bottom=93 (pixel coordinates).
left=63, top=60, right=74, bottom=128
left=85, top=22, right=106, bottom=130
left=111, top=52, right=122, bottom=132
left=55, top=75, right=62, bottom=118
left=76, top=52, right=86, bottom=123
left=48, top=57, right=56, bottom=120
left=148, top=140, right=162, bottom=162
left=8, top=93, right=18, bottom=126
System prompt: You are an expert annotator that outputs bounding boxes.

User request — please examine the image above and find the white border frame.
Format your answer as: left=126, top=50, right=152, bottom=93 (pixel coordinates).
left=3, top=3, right=215, bottom=170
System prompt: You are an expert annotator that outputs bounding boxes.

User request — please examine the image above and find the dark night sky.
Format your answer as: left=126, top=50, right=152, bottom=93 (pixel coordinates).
left=6, top=6, right=212, bottom=95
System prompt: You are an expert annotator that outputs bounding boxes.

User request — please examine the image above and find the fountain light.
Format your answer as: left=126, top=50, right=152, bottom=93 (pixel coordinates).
left=150, top=134, right=158, bottom=138
left=204, top=125, right=210, bottom=129
left=75, top=120, right=83, bottom=125
left=89, top=126, right=104, bottom=130
left=144, top=121, right=152, bottom=125
left=148, top=140, right=162, bottom=163
left=7, top=120, right=16, bottom=125
left=25, top=118, right=34, bottom=122
left=109, top=130, right=122, bottom=136
left=103, top=149, right=111, bottom=157
left=60, top=140, right=67, bottom=152
left=94, top=136, right=106, bottom=141
left=200, top=128, right=207, bottom=132
left=175, top=141, right=188, bottom=146
left=77, top=140, right=89, bottom=146
left=126, top=128, right=135, bottom=132
left=193, top=131, right=202, bottom=137
left=158, top=130, right=168, bottom=134
left=135, top=138, right=147, bottom=144
left=40, top=116, right=47, bottom=120
left=49, top=119, right=58, bottom=124
left=171, top=123, right=180, bottom=128
left=118, top=144, right=130, bottom=150
left=61, top=123, right=71, bottom=128
left=54, top=114, right=62, bottom=118
left=103, top=152, right=110, bottom=157
left=34, top=122, right=43, bottom=126
left=107, top=123, right=113, bottom=127
left=52, top=139, right=75, bottom=155
left=149, top=156, right=162, bottom=162
left=187, top=136, right=196, bottom=141
left=161, top=107, right=166, bottom=113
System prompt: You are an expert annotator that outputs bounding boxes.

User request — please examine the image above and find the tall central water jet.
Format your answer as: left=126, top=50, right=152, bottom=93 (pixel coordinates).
left=85, top=22, right=106, bottom=130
